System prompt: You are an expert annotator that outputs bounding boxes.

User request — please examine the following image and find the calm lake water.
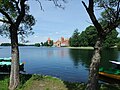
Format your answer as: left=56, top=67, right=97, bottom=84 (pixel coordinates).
left=0, top=46, right=120, bottom=83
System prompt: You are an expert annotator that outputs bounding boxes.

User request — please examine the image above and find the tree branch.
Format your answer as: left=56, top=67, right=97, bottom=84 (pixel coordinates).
left=15, top=0, right=21, bottom=14
left=103, top=4, right=113, bottom=22
left=35, top=0, right=44, bottom=11
left=0, top=19, right=10, bottom=24
left=11, top=0, right=20, bottom=14
left=82, top=1, right=88, bottom=10
left=16, top=0, right=26, bottom=27
left=0, top=9, right=13, bottom=24
left=103, top=1, right=120, bottom=35
left=116, top=0, right=120, bottom=20
left=82, top=0, right=103, bottom=35
left=104, top=18, right=120, bottom=35
left=48, top=0, right=66, bottom=9
left=88, top=0, right=93, bottom=12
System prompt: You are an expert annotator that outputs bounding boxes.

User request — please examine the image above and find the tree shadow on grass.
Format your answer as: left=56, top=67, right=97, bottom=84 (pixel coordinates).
left=19, top=74, right=32, bottom=87
left=63, top=81, right=86, bottom=90
left=0, top=74, right=9, bottom=80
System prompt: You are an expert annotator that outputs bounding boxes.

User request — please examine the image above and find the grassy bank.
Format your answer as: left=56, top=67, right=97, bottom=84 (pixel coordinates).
left=66, top=47, right=94, bottom=50
left=0, top=74, right=120, bottom=90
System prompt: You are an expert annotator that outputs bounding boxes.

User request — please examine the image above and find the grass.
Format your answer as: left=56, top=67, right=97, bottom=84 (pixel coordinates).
left=66, top=47, right=94, bottom=50
left=18, top=75, right=67, bottom=90
left=0, top=74, right=9, bottom=90
left=0, top=74, right=120, bottom=90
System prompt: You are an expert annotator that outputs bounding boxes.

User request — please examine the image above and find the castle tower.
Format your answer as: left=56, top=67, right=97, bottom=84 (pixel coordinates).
left=61, top=37, right=64, bottom=43
left=48, top=37, right=51, bottom=45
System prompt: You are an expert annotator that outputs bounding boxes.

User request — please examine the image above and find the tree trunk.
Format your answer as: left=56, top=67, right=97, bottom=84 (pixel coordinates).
left=9, top=25, right=19, bottom=90
left=86, top=37, right=102, bottom=90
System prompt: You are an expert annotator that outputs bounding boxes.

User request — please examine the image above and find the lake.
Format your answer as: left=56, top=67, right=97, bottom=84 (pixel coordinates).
left=0, top=46, right=120, bottom=83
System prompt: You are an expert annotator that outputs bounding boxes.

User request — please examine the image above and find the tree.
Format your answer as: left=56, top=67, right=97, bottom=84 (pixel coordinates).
left=79, top=26, right=97, bottom=47
left=0, top=0, right=66, bottom=90
left=117, top=37, right=120, bottom=43
left=49, top=40, right=54, bottom=46
left=43, top=40, right=53, bottom=47
left=1, top=43, right=11, bottom=46
left=35, top=43, right=40, bottom=47
left=103, top=29, right=118, bottom=48
left=41, top=42, right=44, bottom=46
left=82, top=0, right=120, bottom=90
left=69, top=29, right=80, bottom=47
left=79, top=25, right=118, bottom=48
left=0, top=1, right=35, bottom=90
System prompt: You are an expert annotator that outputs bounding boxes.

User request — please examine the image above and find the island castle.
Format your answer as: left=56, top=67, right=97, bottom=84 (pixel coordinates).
left=47, top=37, right=69, bottom=47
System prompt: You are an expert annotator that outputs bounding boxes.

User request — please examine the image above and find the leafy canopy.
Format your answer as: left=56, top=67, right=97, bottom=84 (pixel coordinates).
left=69, top=26, right=118, bottom=48
left=69, top=29, right=80, bottom=47
left=0, top=0, right=35, bottom=42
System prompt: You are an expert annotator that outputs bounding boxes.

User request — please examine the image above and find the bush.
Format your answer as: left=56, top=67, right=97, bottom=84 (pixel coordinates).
left=117, top=42, right=120, bottom=50
left=34, top=43, right=40, bottom=47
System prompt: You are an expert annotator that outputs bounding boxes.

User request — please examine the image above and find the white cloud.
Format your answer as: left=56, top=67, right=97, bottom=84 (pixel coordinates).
left=0, top=22, right=2, bottom=25
left=34, top=35, right=38, bottom=38
left=55, top=32, right=59, bottom=34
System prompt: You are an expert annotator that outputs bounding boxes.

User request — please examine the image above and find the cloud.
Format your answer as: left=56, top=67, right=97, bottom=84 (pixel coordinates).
left=55, top=32, right=59, bottom=34
left=34, top=35, right=38, bottom=38
left=48, top=33, right=52, bottom=35
left=0, top=22, right=2, bottom=25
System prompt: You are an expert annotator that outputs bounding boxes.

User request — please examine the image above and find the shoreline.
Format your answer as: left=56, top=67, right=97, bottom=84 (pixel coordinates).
left=66, top=47, right=94, bottom=50
left=0, top=74, right=120, bottom=90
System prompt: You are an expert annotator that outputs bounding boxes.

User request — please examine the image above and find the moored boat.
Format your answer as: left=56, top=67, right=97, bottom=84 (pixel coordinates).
left=0, top=57, right=24, bottom=72
left=99, top=60, right=120, bottom=81
left=0, top=57, right=11, bottom=62
left=99, top=68, right=120, bottom=80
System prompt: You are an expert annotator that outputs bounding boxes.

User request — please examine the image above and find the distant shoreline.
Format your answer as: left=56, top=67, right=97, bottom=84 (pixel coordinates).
left=66, top=47, right=94, bottom=50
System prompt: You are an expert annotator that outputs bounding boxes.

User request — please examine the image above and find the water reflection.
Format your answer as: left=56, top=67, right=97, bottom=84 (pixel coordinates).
left=47, top=48, right=68, bottom=58
left=69, top=48, right=119, bottom=69
left=101, top=49, right=119, bottom=69
left=69, top=49, right=93, bottom=68
left=0, top=46, right=120, bottom=82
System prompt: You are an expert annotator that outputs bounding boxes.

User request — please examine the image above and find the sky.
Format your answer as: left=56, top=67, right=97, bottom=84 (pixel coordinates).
left=0, top=0, right=119, bottom=43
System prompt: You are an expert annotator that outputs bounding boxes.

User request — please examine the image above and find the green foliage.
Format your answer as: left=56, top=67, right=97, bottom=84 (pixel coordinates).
left=41, top=42, right=44, bottom=46
left=95, top=0, right=120, bottom=29
left=43, top=40, right=54, bottom=47
left=100, top=84, right=120, bottom=90
left=1, top=43, right=11, bottom=46
left=94, top=0, right=119, bottom=11
left=64, top=81, right=86, bottom=90
left=0, top=0, right=35, bottom=42
left=117, top=42, right=120, bottom=50
left=117, top=37, right=120, bottom=43
left=0, top=74, right=120, bottom=90
left=34, top=43, right=40, bottom=47
left=79, top=26, right=97, bottom=47
left=69, top=26, right=118, bottom=48
left=69, top=29, right=80, bottom=47
left=0, top=75, right=9, bottom=90
left=103, top=30, right=118, bottom=48
left=48, top=40, right=54, bottom=46
left=44, top=41, right=49, bottom=46
left=0, top=43, right=28, bottom=46
left=18, top=43, right=26, bottom=46
left=18, top=74, right=67, bottom=90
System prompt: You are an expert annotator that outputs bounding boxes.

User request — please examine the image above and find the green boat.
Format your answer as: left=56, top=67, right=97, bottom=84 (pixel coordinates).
left=0, top=57, right=24, bottom=72
left=99, top=61, right=120, bottom=81
left=0, top=57, right=11, bottom=62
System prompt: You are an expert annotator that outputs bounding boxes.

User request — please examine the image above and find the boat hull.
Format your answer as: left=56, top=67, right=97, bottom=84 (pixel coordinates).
left=99, top=72, right=120, bottom=84
left=0, top=63, right=24, bottom=72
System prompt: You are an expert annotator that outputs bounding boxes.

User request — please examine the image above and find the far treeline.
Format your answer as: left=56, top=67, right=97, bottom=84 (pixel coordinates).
left=34, top=40, right=54, bottom=47
left=0, top=43, right=35, bottom=46
left=69, top=25, right=120, bottom=49
left=0, top=41, right=54, bottom=47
